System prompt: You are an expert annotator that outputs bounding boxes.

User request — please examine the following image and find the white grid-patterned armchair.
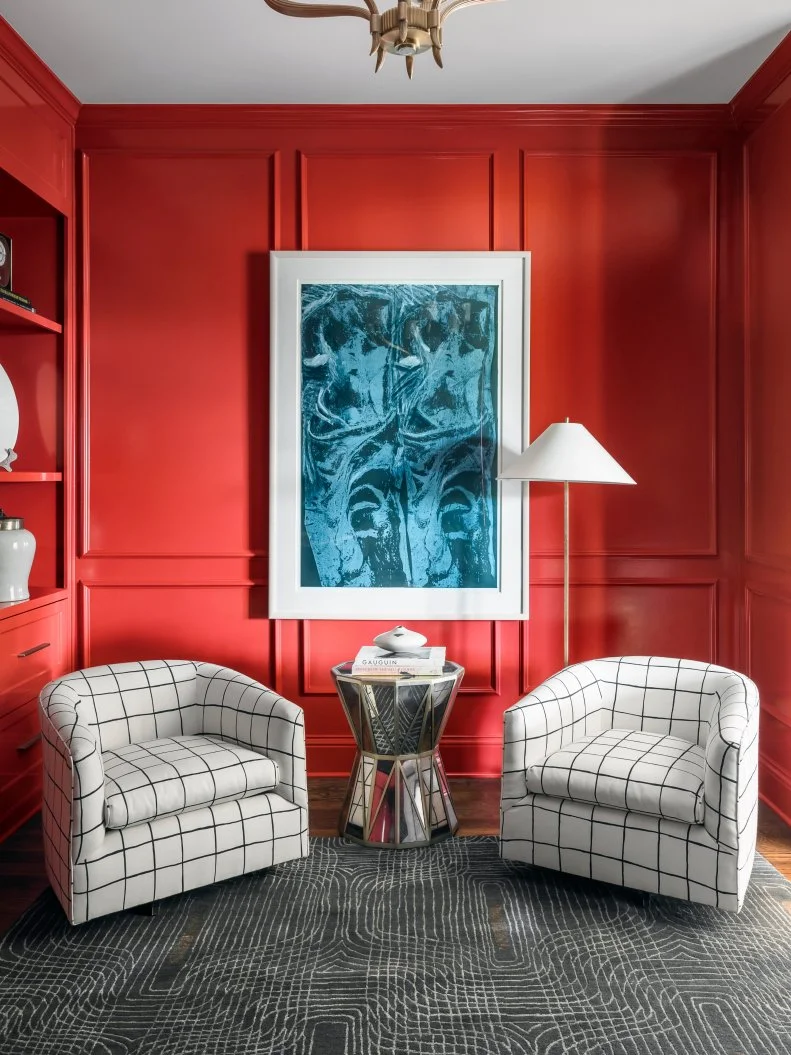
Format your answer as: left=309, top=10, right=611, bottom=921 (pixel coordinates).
left=40, top=660, right=309, bottom=925
left=500, top=657, right=759, bottom=912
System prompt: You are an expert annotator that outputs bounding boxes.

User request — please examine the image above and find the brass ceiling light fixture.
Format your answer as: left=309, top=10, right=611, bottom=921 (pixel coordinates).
left=262, top=1, right=502, bottom=79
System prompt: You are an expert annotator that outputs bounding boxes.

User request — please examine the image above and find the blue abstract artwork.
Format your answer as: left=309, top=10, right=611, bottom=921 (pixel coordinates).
left=300, top=283, right=500, bottom=589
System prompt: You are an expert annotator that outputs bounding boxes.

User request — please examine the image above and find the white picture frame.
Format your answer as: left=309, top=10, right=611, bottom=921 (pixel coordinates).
left=269, top=251, right=530, bottom=620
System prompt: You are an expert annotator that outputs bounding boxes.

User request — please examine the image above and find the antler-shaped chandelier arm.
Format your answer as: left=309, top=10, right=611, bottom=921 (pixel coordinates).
left=262, top=0, right=375, bottom=22
left=440, top=0, right=501, bottom=23
left=263, top=0, right=502, bottom=79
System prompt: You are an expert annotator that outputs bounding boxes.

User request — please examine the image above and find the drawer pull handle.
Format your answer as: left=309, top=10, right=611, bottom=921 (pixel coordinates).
left=17, top=642, right=51, bottom=658
left=16, top=733, right=41, bottom=753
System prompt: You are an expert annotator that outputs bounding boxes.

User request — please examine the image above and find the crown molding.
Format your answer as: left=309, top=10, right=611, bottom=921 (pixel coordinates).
left=0, top=16, right=79, bottom=125
left=76, top=102, right=733, bottom=133
left=731, top=30, right=791, bottom=131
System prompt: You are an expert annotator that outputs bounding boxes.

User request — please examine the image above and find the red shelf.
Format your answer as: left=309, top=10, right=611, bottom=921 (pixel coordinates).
left=0, top=298, right=61, bottom=334
left=0, top=471, right=62, bottom=482
left=0, top=587, right=68, bottom=622
left=0, top=472, right=61, bottom=483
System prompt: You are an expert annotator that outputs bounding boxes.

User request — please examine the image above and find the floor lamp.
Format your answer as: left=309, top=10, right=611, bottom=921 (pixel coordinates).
left=500, top=420, right=636, bottom=667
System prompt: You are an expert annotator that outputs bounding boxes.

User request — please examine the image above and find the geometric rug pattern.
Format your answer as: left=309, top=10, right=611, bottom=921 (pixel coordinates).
left=1, top=838, right=791, bottom=1054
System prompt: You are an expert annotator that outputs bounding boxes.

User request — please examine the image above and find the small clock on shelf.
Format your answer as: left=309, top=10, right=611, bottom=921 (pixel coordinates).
left=0, top=234, right=10, bottom=291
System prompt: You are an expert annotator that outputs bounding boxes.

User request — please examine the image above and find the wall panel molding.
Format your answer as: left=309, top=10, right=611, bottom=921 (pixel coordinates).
left=79, top=582, right=271, bottom=678
left=745, top=585, right=791, bottom=681
left=742, top=82, right=791, bottom=821
left=78, top=151, right=93, bottom=561
left=522, top=149, right=718, bottom=560
left=299, top=150, right=496, bottom=252
left=525, top=581, right=718, bottom=691
left=73, top=109, right=739, bottom=776
left=743, top=108, right=791, bottom=573
left=297, top=620, right=502, bottom=698
left=79, top=148, right=278, bottom=560
left=745, top=555, right=791, bottom=580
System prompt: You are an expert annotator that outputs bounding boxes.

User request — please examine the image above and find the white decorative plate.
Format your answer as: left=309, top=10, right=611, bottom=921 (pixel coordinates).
left=0, top=362, right=19, bottom=464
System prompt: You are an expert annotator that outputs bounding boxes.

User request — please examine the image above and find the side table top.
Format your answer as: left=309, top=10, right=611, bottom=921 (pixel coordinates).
left=332, top=661, right=464, bottom=684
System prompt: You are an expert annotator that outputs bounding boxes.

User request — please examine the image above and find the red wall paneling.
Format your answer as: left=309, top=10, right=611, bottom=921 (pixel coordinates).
left=746, top=100, right=791, bottom=569
left=80, top=583, right=271, bottom=686
left=79, top=150, right=277, bottom=560
left=300, top=152, right=497, bottom=251
left=746, top=586, right=791, bottom=823
left=524, top=152, right=717, bottom=559
left=75, top=106, right=738, bottom=776
left=744, top=71, right=791, bottom=820
left=748, top=589, right=791, bottom=724
left=526, top=580, right=718, bottom=690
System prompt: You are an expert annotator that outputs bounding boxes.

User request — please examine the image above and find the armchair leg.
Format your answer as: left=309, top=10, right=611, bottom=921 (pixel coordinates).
left=135, top=901, right=158, bottom=918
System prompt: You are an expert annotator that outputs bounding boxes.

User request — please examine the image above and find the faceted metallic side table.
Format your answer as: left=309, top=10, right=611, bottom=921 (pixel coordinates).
left=332, top=661, right=464, bottom=848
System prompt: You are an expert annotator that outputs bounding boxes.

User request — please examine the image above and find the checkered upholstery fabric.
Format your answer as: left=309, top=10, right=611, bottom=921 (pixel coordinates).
left=103, top=735, right=280, bottom=829
left=48, top=659, right=201, bottom=751
left=501, top=657, right=759, bottom=912
left=526, top=729, right=705, bottom=825
left=40, top=661, right=309, bottom=925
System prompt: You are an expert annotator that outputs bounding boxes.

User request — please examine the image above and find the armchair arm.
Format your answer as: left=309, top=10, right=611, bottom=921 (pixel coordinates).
left=39, top=681, right=106, bottom=864
left=703, top=673, right=759, bottom=852
left=502, top=662, right=605, bottom=803
left=196, top=664, right=308, bottom=810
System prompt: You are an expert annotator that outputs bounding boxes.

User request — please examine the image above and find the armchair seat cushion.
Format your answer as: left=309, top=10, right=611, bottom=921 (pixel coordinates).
left=103, top=734, right=279, bottom=830
left=525, top=728, right=705, bottom=825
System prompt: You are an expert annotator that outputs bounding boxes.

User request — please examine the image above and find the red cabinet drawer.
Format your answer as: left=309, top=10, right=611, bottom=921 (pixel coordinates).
left=0, top=699, right=41, bottom=783
left=0, top=604, right=65, bottom=719
left=0, top=697, right=43, bottom=841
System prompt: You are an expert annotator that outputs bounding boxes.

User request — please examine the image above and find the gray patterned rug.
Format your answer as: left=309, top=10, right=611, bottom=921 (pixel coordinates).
left=1, top=838, right=791, bottom=1055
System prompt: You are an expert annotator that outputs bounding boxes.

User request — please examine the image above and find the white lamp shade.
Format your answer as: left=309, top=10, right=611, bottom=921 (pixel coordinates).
left=499, top=421, right=636, bottom=484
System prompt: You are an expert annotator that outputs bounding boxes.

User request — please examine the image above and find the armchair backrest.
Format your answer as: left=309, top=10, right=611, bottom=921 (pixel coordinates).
left=590, top=656, right=743, bottom=747
left=45, top=660, right=199, bottom=752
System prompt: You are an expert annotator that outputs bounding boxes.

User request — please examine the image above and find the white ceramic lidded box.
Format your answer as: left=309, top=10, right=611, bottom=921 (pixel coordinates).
left=373, top=625, right=428, bottom=652
left=0, top=510, right=35, bottom=601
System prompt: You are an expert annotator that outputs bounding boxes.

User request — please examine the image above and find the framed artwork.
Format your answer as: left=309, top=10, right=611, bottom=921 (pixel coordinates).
left=269, top=251, right=530, bottom=620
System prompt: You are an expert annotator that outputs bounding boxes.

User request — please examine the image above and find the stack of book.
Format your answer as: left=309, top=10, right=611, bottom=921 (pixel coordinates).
left=351, top=645, right=446, bottom=677
left=0, top=287, right=35, bottom=313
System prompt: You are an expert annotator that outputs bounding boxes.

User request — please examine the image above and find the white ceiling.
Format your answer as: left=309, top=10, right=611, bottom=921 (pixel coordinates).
left=1, top=0, right=789, bottom=105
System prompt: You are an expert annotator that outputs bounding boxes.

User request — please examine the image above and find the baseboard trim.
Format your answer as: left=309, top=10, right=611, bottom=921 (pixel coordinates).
left=760, top=757, right=791, bottom=828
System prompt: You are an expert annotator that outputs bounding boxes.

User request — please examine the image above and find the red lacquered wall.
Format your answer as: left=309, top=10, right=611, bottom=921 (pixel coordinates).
left=742, top=52, right=791, bottom=823
left=75, top=106, right=744, bottom=775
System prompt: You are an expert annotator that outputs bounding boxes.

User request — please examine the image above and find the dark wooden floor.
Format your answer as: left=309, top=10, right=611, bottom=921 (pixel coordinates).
left=2, top=778, right=790, bottom=934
